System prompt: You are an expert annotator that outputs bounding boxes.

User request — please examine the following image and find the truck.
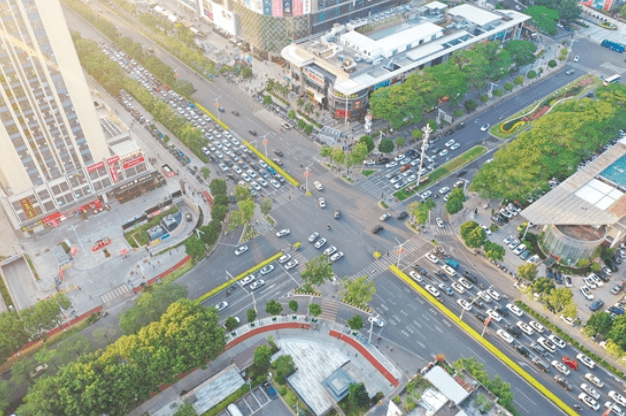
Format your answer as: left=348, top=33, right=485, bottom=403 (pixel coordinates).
left=445, top=258, right=459, bottom=270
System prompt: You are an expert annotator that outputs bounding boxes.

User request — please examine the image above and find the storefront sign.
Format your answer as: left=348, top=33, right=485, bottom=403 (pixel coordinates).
left=43, top=212, right=62, bottom=224
left=123, top=156, right=145, bottom=170
left=304, top=68, right=324, bottom=86
left=373, top=80, right=390, bottom=90
left=19, top=197, right=37, bottom=219
left=87, top=161, right=105, bottom=173
left=110, top=165, right=119, bottom=183
left=107, top=155, right=120, bottom=165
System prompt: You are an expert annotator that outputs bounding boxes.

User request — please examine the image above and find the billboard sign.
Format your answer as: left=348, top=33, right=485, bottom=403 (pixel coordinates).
left=87, top=161, right=105, bottom=173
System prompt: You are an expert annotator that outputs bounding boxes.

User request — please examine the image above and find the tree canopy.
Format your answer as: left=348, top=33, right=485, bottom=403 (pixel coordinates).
left=301, top=255, right=334, bottom=287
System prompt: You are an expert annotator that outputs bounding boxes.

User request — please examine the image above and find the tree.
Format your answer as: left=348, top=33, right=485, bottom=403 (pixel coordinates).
left=524, top=5, right=559, bottom=34
left=288, top=110, right=296, bottom=119
left=20, top=295, right=71, bottom=338
left=513, top=75, right=524, bottom=85
left=369, top=82, right=425, bottom=129
left=341, top=276, right=376, bottom=309
left=234, top=185, right=253, bottom=201
left=255, top=199, right=271, bottom=219
left=199, top=221, right=221, bottom=246
left=395, top=137, right=405, bottom=148
left=548, top=59, right=557, bottom=68
left=210, top=178, right=227, bottom=195
left=445, top=188, right=466, bottom=215
left=247, top=308, right=257, bottom=323
left=518, top=263, right=538, bottom=281
left=305, top=124, right=314, bottom=135
left=504, top=40, right=538, bottom=68
left=408, top=199, right=436, bottom=224
left=320, top=145, right=333, bottom=163
left=0, top=380, right=9, bottom=413
left=533, top=277, right=555, bottom=295
left=527, top=70, right=537, bottom=79
left=228, top=199, right=255, bottom=231
left=254, top=345, right=273, bottom=370
left=378, top=138, right=394, bottom=153
left=172, top=403, right=198, bottom=416
left=225, top=316, right=240, bottom=331
left=583, top=311, right=613, bottom=338
left=272, top=354, right=295, bottom=384
left=504, top=82, right=514, bottom=91
left=308, top=303, right=322, bottom=317
left=348, top=142, right=370, bottom=168
left=459, top=221, right=484, bottom=248
left=200, top=166, right=210, bottom=179
left=493, top=89, right=503, bottom=97
left=212, top=204, right=228, bottom=223
left=411, top=129, right=423, bottom=141
left=609, top=315, right=626, bottom=350
left=184, top=235, right=205, bottom=262
left=544, top=287, right=576, bottom=315
left=289, top=300, right=298, bottom=312
left=265, top=299, right=283, bottom=316
left=359, top=135, right=375, bottom=152
left=0, top=311, right=29, bottom=364
left=263, top=95, right=273, bottom=105
left=348, top=382, right=370, bottom=408
left=347, top=315, right=364, bottom=331
left=301, top=255, right=334, bottom=287
left=464, top=99, right=477, bottom=113
left=119, top=283, right=188, bottom=335
left=590, top=262, right=602, bottom=272
left=483, top=241, right=505, bottom=261
left=331, top=146, right=346, bottom=167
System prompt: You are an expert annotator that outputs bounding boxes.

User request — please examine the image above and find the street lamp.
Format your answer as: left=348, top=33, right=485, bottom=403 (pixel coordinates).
left=215, top=95, right=222, bottom=121
left=459, top=284, right=493, bottom=320
left=304, top=162, right=314, bottom=194
left=394, top=237, right=406, bottom=268
left=260, top=132, right=270, bottom=157
left=415, top=124, right=433, bottom=194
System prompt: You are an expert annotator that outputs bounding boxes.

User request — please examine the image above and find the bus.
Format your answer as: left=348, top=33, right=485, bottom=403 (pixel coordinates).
left=604, top=74, right=621, bottom=86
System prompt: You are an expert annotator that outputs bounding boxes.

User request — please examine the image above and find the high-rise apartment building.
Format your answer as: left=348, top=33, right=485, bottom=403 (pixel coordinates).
left=0, top=0, right=114, bottom=230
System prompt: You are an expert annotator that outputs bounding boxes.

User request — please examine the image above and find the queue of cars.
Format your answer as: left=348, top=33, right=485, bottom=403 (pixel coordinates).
left=308, top=232, right=344, bottom=262
left=411, top=255, right=621, bottom=414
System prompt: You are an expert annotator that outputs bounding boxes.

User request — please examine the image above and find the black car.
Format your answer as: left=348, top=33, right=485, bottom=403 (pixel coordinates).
left=274, top=149, right=284, bottom=157
left=605, top=258, right=618, bottom=272
left=505, top=324, right=522, bottom=338
left=463, top=271, right=478, bottom=283
left=397, top=211, right=408, bottom=220
left=496, top=307, right=509, bottom=317
left=413, top=264, right=430, bottom=278
left=372, top=225, right=383, bottom=234
left=456, top=122, right=465, bottom=130
left=249, top=130, right=257, bottom=136
left=471, top=297, right=485, bottom=309
left=554, top=375, right=573, bottom=391
left=490, top=215, right=504, bottom=226
left=379, top=157, right=390, bottom=165
left=434, top=270, right=448, bottom=281
left=514, top=344, right=529, bottom=357
left=496, top=213, right=509, bottom=223
left=612, top=254, right=623, bottom=265
left=473, top=311, right=488, bottom=323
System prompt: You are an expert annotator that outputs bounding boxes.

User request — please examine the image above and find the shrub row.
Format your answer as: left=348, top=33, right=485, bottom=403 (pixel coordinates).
left=297, top=111, right=323, bottom=129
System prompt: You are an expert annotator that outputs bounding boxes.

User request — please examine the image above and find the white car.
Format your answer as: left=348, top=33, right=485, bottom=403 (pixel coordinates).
left=409, top=271, right=424, bottom=283
left=576, top=353, right=596, bottom=369
left=458, top=277, right=473, bottom=290
left=442, top=265, right=456, bottom=276
left=486, top=288, right=501, bottom=301
left=276, top=229, right=290, bottom=237
left=394, top=154, right=405, bottom=161
left=579, top=393, right=600, bottom=411
left=270, top=179, right=281, bottom=188
left=450, top=143, right=461, bottom=151
left=574, top=55, right=580, bottom=62
left=438, top=186, right=450, bottom=195
left=314, top=181, right=323, bottom=190
left=330, top=251, right=344, bottom=262
left=426, top=253, right=439, bottom=264
left=503, top=235, right=514, bottom=245
left=425, top=284, right=440, bottom=297
left=216, top=301, right=229, bottom=312
left=528, top=320, right=545, bottom=333
left=278, top=254, right=291, bottom=264
left=605, top=402, right=624, bottom=416
left=421, top=190, right=432, bottom=200
left=258, top=178, right=268, bottom=187
left=580, top=286, right=594, bottom=300
left=480, top=123, right=491, bottom=132
left=497, top=329, right=514, bottom=344
left=436, top=218, right=445, bottom=228
left=380, top=213, right=391, bottom=221
left=260, top=264, right=275, bottom=275
left=480, top=225, right=491, bottom=235
left=457, top=298, right=472, bottom=311
left=241, top=173, right=251, bottom=182
left=323, top=245, right=338, bottom=256
left=527, top=255, right=540, bottom=264
left=234, top=245, right=249, bottom=256
left=506, top=303, right=524, bottom=317
left=240, top=274, right=256, bottom=286
left=551, top=360, right=570, bottom=375
left=516, top=321, right=534, bottom=335
left=477, top=290, right=492, bottom=303
left=250, top=279, right=265, bottom=291
left=385, top=161, right=398, bottom=168
left=368, top=316, right=384, bottom=327
left=319, top=197, right=326, bottom=208
left=585, top=372, right=605, bottom=388
left=548, top=334, right=567, bottom=349
left=314, top=238, right=327, bottom=249
left=537, top=336, right=557, bottom=353
left=445, top=139, right=455, bottom=148
left=513, top=244, right=527, bottom=256
left=284, top=259, right=298, bottom=270
left=508, top=239, right=520, bottom=250
left=486, top=309, right=502, bottom=322
left=610, top=391, right=626, bottom=407
left=451, top=282, right=465, bottom=294
left=581, top=383, right=601, bottom=400
left=308, top=232, right=319, bottom=243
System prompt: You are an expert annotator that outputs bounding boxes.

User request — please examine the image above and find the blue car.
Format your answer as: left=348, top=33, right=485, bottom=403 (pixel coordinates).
left=609, top=306, right=624, bottom=315
left=590, top=300, right=605, bottom=311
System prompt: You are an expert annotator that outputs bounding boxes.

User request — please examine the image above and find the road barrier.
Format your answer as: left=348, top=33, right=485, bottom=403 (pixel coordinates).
left=389, top=264, right=578, bottom=416
left=194, top=101, right=230, bottom=131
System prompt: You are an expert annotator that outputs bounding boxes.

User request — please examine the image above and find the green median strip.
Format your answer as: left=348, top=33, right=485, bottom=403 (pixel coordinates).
left=394, top=146, right=487, bottom=201
left=242, top=140, right=300, bottom=187
left=195, top=252, right=283, bottom=303
left=194, top=101, right=230, bottom=131
left=389, top=265, right=578, bottom=416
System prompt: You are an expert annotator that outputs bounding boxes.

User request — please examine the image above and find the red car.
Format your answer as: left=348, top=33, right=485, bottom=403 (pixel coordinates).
left=561, top=356, right=579, bottom=370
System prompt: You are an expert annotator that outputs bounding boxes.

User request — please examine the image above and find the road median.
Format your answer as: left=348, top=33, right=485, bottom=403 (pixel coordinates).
left=389, top=264, right=578, bottom=416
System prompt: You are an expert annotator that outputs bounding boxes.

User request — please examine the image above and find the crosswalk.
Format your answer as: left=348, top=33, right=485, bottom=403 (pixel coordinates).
left=319, top=298, right=340, bottom=321
left=100, top=284, right=132, bottom=305
left=347, top=233, right=432, bottom=280
left=266, top=187, right=303, bottom=209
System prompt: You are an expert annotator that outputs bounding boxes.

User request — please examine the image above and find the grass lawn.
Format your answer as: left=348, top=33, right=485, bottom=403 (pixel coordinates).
left=361, top=170, right=375, bottom=177
left=393, top=146, right=486, bottom=201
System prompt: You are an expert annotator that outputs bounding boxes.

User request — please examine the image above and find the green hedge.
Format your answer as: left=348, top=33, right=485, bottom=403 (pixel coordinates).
left=515, top=300, right=626, bottom=382
left=195, top=252, right=283, bottom=303
left=297, top=111, right=323, bottom=129
left=200, top=383, right=251, bottom=416
left=390, top=265, right=578, bottom=416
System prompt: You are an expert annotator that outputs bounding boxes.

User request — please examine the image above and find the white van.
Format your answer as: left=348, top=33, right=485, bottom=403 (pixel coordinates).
left=227, top=404, right=243, bottom=416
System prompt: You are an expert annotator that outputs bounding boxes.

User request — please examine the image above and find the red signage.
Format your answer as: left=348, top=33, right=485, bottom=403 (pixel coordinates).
left=123, top=156, right=145, bottom=170
left=19, top=197, right=37, bottom=219
left=107, top=155, right=120, bottom=165
left=71, top=245, right=78, bottom=257
left=43, top=212, right=62, bottom=224
left=87, top=161, right=105, bottom=173
left=110, top=165, right=119, bottom=183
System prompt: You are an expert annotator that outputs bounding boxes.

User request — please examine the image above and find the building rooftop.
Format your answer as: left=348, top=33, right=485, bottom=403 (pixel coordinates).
left=424, top=366, right=470, bottom=405
left=522, top=137, right=626, bottom=226
left=281, top=4, right=530, bottom=95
